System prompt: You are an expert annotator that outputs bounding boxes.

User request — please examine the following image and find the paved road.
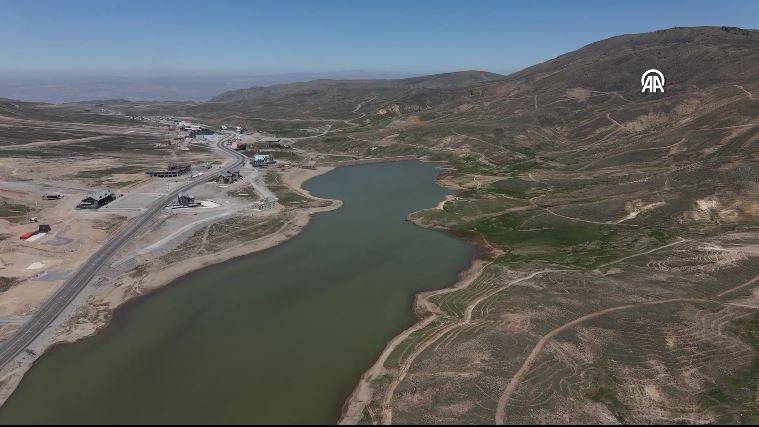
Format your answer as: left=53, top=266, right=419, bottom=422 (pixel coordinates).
left=0, top=137, right=246, bottom=370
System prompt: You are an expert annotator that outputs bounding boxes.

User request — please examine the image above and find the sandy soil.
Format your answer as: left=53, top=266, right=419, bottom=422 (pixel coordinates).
left=0, top=162, right=132, bottom=324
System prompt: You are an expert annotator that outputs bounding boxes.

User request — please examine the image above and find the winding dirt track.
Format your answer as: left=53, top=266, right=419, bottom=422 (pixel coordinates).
left=494, top=297, right=714, bottom=424
left=735, top=84, right=756, bottom=100
left=379, top=268, right=569, bottom=424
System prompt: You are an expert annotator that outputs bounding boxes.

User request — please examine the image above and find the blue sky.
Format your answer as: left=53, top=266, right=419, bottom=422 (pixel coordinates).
left=3, top=0, right=758, bottom=75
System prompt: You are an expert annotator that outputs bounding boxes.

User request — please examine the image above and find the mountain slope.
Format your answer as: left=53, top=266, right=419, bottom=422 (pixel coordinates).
left=323, top=26, right=759, bottom=425
left=85, top=26, right=759, bottom=424
left=504, top=26, right=759, bottom=94
left=210, top=70, right=503, bottom=102
left=327, top=26, right=758, bottom=168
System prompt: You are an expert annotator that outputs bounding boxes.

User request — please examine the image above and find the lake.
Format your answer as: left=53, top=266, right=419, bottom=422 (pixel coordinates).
left=0, top=161, right=473, bottom=424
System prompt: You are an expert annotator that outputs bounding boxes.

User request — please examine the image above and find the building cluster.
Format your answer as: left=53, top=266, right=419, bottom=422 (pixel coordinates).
left=177, top=121, right=215, bottom=137
left=221, top=125, right=246, bottom=132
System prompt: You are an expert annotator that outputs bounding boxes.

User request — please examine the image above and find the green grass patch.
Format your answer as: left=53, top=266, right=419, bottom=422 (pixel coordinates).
left=585, top=361, right=628, bottom=423
left=0, top=277, right=19, bottom=293
left=264, top=171, right=329, bottom=208
left=464, top=212, right=648, bottom=268
left=448, top=155, right=507, bottom=176
left=486, top=177, right=546, bottom=198
left=0, top=199, right=33, bottom=222
left=699, top=312, right=759, bottom=423
left=73, top=165, right=145, bottom=179
left=246, top=150, right=302, bottom=163
left=227, top=185, right=260, bottom=200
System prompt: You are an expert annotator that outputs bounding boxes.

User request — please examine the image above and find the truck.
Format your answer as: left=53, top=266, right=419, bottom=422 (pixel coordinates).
left=19, top=231, right=36, bottom=240
left=19, top=224, right=51, bottom=240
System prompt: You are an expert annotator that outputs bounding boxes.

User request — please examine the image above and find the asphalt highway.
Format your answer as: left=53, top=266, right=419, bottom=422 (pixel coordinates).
left=0, top=137, right=246, bottom=370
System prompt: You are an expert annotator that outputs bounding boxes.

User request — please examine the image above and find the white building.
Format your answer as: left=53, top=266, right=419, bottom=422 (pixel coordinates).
left=251, top=154, right=274, bottom=167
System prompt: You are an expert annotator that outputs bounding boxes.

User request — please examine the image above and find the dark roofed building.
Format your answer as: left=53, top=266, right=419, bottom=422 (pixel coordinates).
left=76, top=190, right=116, bottom=209
left=42, top=192, right=64, bottom=200
left=146, top=163, right=191, bottom=178
left=217, top=170, right=242, bottom=184
left=178, top=193, right=196, bottom=207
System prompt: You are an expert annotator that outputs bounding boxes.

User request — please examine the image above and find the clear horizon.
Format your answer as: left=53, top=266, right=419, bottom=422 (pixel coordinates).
left=3, top=0, right=758, bottom=76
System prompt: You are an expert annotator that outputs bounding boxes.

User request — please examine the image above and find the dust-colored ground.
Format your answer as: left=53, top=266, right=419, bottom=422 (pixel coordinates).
left=0, top=104, right=343, bottom=407
left=340, top=160, right=759, bottom=424
left=0, top=158, right=339, bottom=407
left=2, top=27, right=758, bottom=423
left=0, top=109, right=211, bottom=333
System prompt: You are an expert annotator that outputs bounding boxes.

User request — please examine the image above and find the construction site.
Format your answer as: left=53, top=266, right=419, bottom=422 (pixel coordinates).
left=0, top=102, right=341, bottom=366
left=0, top=103, right=314, bottom=340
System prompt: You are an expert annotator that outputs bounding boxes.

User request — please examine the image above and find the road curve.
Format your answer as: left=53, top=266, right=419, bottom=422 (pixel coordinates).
left=0, top=137, right=247, bottom=370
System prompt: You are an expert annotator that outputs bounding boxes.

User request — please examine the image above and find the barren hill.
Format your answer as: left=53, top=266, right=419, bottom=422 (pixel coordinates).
left=11, top=25, right=759, bottom=424
left=210, top=70, right=503, bottom=102
left=504, top=26, right=759, bottom=94
left=309, top=26, right=757, bottom=425
left=79, top=28, right=759, bottom=423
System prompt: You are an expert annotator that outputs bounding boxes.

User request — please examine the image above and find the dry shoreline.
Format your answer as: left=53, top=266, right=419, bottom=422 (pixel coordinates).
left=0, top=157, right=488, bottom=423
left=338, top=258, right=490, bottom=425
left=0, top=165, right=339, bottom=408
left=338, top=171, right=496, bottom=425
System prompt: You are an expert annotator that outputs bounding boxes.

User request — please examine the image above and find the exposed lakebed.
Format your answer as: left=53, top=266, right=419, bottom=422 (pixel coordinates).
left=0, top=161, right=473, bottom=423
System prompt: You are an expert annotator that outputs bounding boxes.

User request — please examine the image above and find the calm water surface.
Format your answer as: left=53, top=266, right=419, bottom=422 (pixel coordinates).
left=0, top=161, right=473, bottom=424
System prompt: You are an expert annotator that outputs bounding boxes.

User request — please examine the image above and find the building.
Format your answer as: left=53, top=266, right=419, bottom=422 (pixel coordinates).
left=252, top=197, right=277, bottom=211
left=177, top=193, right=196, bottom=207
left=231, top=140, right=247, bottom=151
left=250, top=154, right=274, bottom=167
left=188, top=128, right=215, bottom=138
left=266, top=142, right=292, bottom=150
left=76, top=190, right=116, bottom=209
left=178, top=122, right=215, bottom=137
left=146, top=163, right=191, bottom=178
left=42, top=192, right=64, bottom=200
left=217, top=170, right=241, bottom=184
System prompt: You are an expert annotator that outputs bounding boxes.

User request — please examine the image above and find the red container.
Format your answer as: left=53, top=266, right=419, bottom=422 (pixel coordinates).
left=19, top=231, right=36, bottom=240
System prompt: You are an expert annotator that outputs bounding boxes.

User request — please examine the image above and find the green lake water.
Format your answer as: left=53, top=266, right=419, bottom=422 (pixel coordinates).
left=0, top=161, right=473, bottom=424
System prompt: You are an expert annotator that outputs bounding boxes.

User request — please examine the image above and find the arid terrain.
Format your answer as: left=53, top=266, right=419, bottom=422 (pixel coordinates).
left=0, top=100, right=345, bottom=405
left=0, top=25, right=757, bottom=424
